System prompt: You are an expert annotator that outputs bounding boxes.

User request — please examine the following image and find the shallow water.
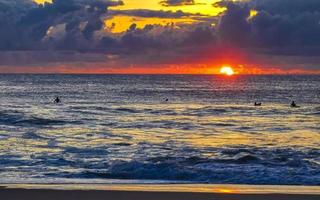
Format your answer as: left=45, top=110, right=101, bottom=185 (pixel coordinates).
left=0, top=75, right=319, bottom=185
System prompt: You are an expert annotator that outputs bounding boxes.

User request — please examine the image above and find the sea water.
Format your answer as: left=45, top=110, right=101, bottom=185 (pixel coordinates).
left=0, top=74, right=319, bottom=185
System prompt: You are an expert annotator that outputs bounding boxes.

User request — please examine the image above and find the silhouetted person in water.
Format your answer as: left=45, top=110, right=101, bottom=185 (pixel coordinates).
left=291, top=101, right=298, bottom=108
left=165, top=98, right=169, bottom=102
left=254, top=102, right=262, bottom=106
left=54, top=97, right=61, bottom=104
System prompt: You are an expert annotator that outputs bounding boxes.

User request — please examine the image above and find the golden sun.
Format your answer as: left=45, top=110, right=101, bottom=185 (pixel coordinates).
left=220, top=66, right=234, bottom=76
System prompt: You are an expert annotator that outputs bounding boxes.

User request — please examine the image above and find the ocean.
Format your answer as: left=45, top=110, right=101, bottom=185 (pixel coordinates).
left=0, top=74, right=319, bottom=185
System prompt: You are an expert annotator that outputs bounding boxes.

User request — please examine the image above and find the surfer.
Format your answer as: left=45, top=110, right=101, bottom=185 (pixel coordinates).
left=254, top=102, right=262, bottom=106
left=290, top=101, right=298, bottom=108
left=54, top=97, right=61, bottom=104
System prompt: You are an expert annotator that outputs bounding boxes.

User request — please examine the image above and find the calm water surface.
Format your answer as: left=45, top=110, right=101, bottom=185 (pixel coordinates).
left=0, top=75, right=319, bottom=185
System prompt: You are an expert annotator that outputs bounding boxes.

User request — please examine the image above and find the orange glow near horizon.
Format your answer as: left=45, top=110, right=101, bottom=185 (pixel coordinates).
left=1, top=65, right=320, bottom=75
left=220, top=66, right=235, bottom=76
left=1, top=63, right=320, bottom=75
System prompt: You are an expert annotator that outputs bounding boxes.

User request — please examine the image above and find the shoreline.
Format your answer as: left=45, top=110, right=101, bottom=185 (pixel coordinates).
left=1, top=183, right=320, bottom=194
left=1, top=184, right=320, bottom=200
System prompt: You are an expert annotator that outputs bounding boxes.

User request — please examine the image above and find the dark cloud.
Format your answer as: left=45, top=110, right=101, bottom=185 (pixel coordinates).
left=121, top=23, right=215, bottom=50
left=216, top=0, right=320, bottom=54
left=0, top=0, right=319, bottom=72
left=109, top=9, right=200, bottom=18
left=0, top=50, right=109, bottom=66
left=0, top=0, right=124, bottom=50
left=251, top=0, right=320, bottom=15
left=160, top=0, right=196, bottom=7
left=0, top=0, right=212, bottom=54
left=217, top=2, right=251, bottom=46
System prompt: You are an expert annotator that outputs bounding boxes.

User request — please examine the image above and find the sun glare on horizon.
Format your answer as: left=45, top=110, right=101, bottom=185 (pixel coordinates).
left=220, top=66, right=234, bottom=76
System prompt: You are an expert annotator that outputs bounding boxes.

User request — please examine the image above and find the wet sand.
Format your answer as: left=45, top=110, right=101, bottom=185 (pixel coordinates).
left=1, top=184, right=319, bottom=200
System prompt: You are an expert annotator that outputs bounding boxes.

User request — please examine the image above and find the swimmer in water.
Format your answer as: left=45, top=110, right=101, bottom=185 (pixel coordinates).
left=290, top=101, right=298, bottom=108
left=54, top=97, right=61, bottom=104
left=254, top=102, right=262, bottom=106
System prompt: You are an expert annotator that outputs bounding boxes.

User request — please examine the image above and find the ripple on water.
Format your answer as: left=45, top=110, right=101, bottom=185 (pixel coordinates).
left=0, top=74, right=319, bottom=185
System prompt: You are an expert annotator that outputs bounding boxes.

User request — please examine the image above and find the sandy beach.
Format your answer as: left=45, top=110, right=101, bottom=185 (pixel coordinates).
left=1, top=184, right=320, bottom=200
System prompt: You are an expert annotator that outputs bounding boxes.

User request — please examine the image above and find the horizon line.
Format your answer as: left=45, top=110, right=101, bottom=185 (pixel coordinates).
left=0, top=73, right=319, bottom=76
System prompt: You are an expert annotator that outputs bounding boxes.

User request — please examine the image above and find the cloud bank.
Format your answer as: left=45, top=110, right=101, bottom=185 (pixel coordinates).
left=0, top=0, right=319, bottom=73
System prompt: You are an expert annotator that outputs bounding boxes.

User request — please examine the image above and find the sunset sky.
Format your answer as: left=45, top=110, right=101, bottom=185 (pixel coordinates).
left=0, top=0, right=319, bottom=74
